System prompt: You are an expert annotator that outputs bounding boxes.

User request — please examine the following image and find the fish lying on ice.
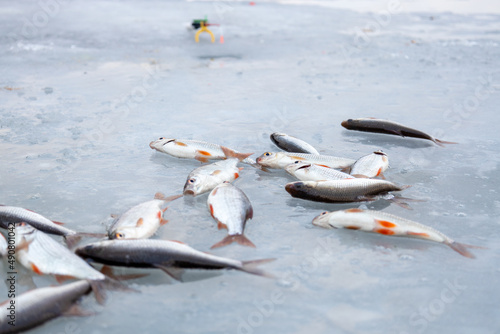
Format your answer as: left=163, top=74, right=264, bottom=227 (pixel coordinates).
left=149, top=137, right=259, bottom=167
left=0, top=280, right=94, bottom=334
left=256, top=152, right=355, bottom=170
left=285, top=161, right=354, bottom=181
left=183, top=147, right=252, bottom=196
left=0, top=205, right=99, bottom=247
left=348, top=150, right=389, bottom=178
left=75, top=239, right=274, bottom=280
left=108, top=193, right=182, bottom=240
left=341, top=118, right=457, bottom=147
left=312, top=209, right=479, bottom=258
left=270, top=132, right=319, bottom=154
left=15, top=223, right=106, bottom=282
left=207, top=182, right=255, bottom=249
left=285, top=179, right=409, bottom=203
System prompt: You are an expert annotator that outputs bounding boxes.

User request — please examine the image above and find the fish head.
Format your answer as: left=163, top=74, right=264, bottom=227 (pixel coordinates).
left=270, top=133, right=285, bottom=145
left=108, top=226, right=139, bottom=240
left=284, top=161, right=311, bottom=174
left=341, top=119, right=354, bottom=129
left=149, top=137, right=175, bottom=151
left=14, top=222, right=37, bottom=244
left=311, top=211, right=333, bottom=228
left=183, top=175, right=213, bottom=196
left=285, top=181, right=315, bottom=196
left=255, top=152, right=280, bottom=168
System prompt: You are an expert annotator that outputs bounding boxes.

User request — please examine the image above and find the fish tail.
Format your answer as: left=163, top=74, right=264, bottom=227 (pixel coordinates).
left=64, top=234, right=83, bottom=249
left=221, top=146, right=253, bottom=161
left=434, top=138, right=458, bottom=147
left=210, top=234, right=256, bottom=249
left=447, top=241, right=476, bottom=259
left=239, top=258, right=276, bottom=278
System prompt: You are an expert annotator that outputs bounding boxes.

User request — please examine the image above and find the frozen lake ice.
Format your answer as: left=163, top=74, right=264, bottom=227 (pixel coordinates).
left=1, top=0, right=499, bottom=333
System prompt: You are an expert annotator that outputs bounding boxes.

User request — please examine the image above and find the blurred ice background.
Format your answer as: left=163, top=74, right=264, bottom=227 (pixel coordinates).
left=1, top=0, right=499, bottom=333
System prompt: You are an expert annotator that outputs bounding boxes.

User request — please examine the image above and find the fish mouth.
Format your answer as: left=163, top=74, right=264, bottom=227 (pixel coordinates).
left=183, top=189, right=195, bottom=196
left=149, top=141, right=157, bottom=150
left=285, top=182, right=302, bottom=195
left=341, top=120, right=349, bottom=129
left=256, top=157, right=262, bottom=164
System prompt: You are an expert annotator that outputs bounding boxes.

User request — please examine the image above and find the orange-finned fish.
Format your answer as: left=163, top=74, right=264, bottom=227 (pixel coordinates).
left=256, top=152, right=355, bottom=170
left=207, top=182, right=255, bottom=249
left=108, top=193, right=182, bottom=240
left=341, top=118, right=457, bottom=147
left=183, top=147, right=251, bottom=196
left=285, top=161, right=354, bottom=181
left=312, top=209, right=479, bottom=258
left=149, top=137, right=259, bottom=166
left=349, top=150, right=389, bottom=178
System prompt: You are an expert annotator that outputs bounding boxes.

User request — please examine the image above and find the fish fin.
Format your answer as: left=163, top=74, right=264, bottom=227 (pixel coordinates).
left=154, top=264, right=184, bottom=281
left=101, top=266, right=149, bottom=281
left=195, top=156, right=210, bottom=163
left=170, top=240, right=186, bottom=244
left=221, top=146, right=253, bottom=161
left=239, top=167, right=244, bottom=171
left=55, top=275, right=75, bottom=284
left=160, top=219, right=169, bottom=226
left=255, top=164, right=271, bottom=172
left=211, top=169, right=222, bottom=176
left=210, top=234, right=256, bottom=249
left=136, top=218, right=144, bottom=227
left=52, top=220, right=65, bottom=225
left=447, top=241, right=475, bottom=259
left=316, top=164, right=330, bottom=168
left=434, top=138, right=458, bottom=147
left=460, top=243, right=487, bottom=250
left=240, top=259, right=276, bottom=278
left=375, top=219, right=397, bottom=228
left=351, top=174, right=369, bottom=178
left=388, top=198, right=413, bottom=210
left=16, top=238, right=33, bottom=251
left=30, top=262, right=43, bottom=275
left=246, top=206, right=253, bottom=220
left=155, top=193, right=183, bottom=202
left=340, top=166, right=351, bottom=173
left=217, top=221, right=228, bottom=230
left=63, top=304, right=94, bottom=317
left=377, top=172, right=386, bottom=180
left=406, top=231, right=430, bottom=238
left=345, top=208, right=364, bottom=213
left=64, top=235, right=83, bottom=249
left=175, top=141, right=188, bottom=146
left=89, top=280, right=107, bottom=305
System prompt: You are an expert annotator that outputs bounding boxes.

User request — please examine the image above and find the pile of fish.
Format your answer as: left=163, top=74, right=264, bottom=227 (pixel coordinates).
left=1, top=117, right=481, bottom=333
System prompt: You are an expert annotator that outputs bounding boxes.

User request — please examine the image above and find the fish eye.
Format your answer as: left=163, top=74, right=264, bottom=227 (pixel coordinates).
left=18, top=222, right=27, bottom=227
left=159, top=137, right=164, bottom=140
left=294, top=161, right=300, bottom=164
left=321, top=211, right=328, bottom=215
left=115, top=232, right=125, bottom=239
left=189, top=178, right=196, bottom=183
left=264, top=152, right=271, bottom=156
left=347, top=119, right=353, bottom=122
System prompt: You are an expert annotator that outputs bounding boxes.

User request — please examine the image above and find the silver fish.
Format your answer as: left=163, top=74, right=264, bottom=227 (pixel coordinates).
left=285, top=179, right=408, bottom=203
left=108, top=193, right=182, bottom=240
left=0, top=280, right=93, bottom=334
left=256, top=152, right=355, bottom=170
left=312, top=209, right=478, bottom=258
left=270, top=132, right=319, bottom=154
left=285, top=162, right=354, bottom=181
left=75, top=239, right=274, bottom=280
left=149, top=137, right=258, bottom=166
left=207, top=182, right=255, bottom=249
left=349, top=150, right=389, bottom=178
left=341, top=118, right=458, bottom=147
left=183, top=147, right=251, bottom=196
left=15, top=223, right=105, bottom=282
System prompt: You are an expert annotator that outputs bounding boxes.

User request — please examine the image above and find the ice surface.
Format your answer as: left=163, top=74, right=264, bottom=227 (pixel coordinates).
left=1, top=0, right=499, bottom=333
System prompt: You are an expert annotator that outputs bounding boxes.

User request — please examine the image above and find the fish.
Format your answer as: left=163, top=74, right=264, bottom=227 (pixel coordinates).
left=207, top=182, right=255, bottom=249
left=0, top=280, right=93, bottom=334
left=0, top=205, right=100, bottom=248
left=183, top=146, right=252, bottom=196
left=108, top=192, right=182, bottom=240
left=348, top=150, right=389, bottom=178
left=270, top=132, right=319, bottom=154
left=75, top=239, right=274, bottom=280
left=0, top=233, right=7, bottom=257
left=341, top=118, right=458, bottom=147
left=15, top=223, right=106, bottom=282
left=149, top=137, right=258, bottom=166
left=256, top=152, right=356, bottom=170
left=312, top=209, right=479, bottom=258
left=285, top=161, right=354, bottom=181
left=285, top=179, right=409, bottom=203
